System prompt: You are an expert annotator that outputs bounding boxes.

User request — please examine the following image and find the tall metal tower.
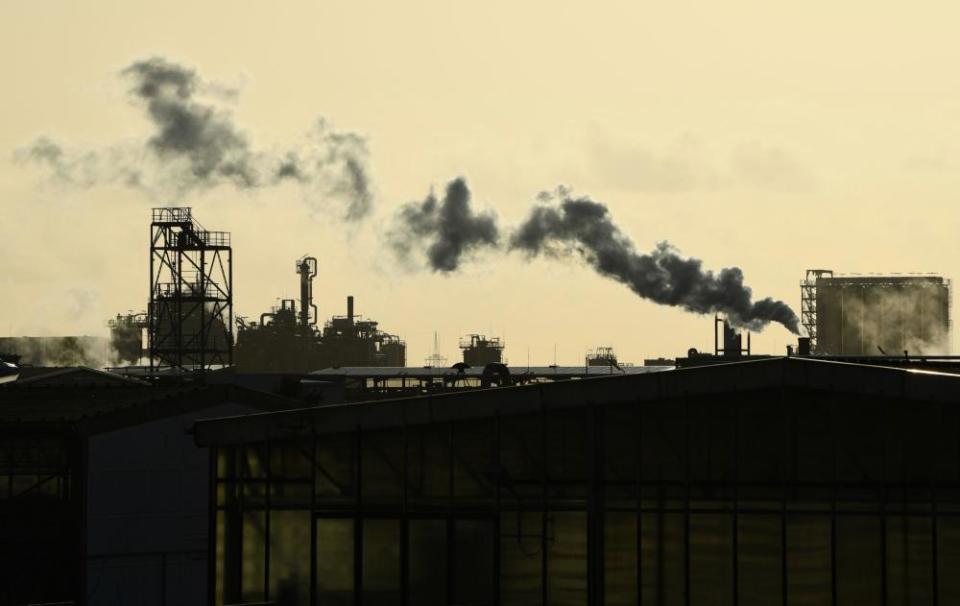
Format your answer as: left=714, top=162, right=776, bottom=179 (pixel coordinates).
left=149, top=207, right=233, bottom=372
left=800, top=269, right=833, bottom=353
left=296, top=255, right=318, bottom=329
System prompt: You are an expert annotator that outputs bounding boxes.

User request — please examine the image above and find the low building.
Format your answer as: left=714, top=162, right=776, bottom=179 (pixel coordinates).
left=0, top=371, right=300, bottom=606
left=195, top=356, right=960, bottom=605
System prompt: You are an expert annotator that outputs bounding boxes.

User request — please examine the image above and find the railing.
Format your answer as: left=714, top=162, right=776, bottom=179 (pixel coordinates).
left=169, top=229, right=231, bottom=248
left=154, top=282, right=229, bottom=299
left=152, top=207, right=192, bottom=223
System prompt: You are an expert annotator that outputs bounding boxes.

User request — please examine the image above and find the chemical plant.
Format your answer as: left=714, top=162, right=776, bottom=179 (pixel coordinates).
left=6, top=209, right=960, bottom=606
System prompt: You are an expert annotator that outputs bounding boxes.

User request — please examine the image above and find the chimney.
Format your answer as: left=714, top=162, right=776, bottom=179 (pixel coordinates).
left=722, top=321, right=741, bottom=358
left=347, top=296, right=354, bottom=324
left=798, top=337, right=811, bottom=356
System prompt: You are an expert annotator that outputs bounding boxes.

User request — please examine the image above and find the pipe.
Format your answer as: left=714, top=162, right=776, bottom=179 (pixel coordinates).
left=347, top=296, right=354, bottom=324
left=297, top=256, right=318, bottom=328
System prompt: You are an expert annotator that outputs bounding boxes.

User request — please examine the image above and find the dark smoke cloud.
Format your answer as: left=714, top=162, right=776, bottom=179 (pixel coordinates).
left=511, top=191, right=800, bottom=333
left=122, top=58, right=259, bottom=188
left=390, top=177, right=499, bottom=272
left=16, top=56, right=372, bottom=220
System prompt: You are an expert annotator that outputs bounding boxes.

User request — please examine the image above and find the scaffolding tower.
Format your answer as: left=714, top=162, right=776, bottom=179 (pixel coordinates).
left=800, top=269, right=833, bottom=353
left=149, top=207, right=233, bottom=372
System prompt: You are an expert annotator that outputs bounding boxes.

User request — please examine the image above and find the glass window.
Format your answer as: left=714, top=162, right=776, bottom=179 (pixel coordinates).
left=640, top=511, right=685, bottom=606
left=214, top=510, right=226, bottom=606
left=689, top=514, right=733, bottom=606
left=548, top=511, right=587, bottom=606
left=499, top=413, right=544, bottom=504
left=316, top=433, right=357, bottom=502
left=501, top=511, right=544, bottom=606
left=409, top=519, right=447, bottom=605
left=835, top=515, right=881, bottom=604
left=737, top=514, right=782, bottom=606
left=363, top=518, right=401, bottom=606
left=454, top=418, right=497, bottom=503
left=269, top=511, right=310, bottom=605
left=315, top=518, right=355, bottom=606
left=269, top=441, right=313, bottom=508
left=407, top=423, right=450, bottom=506
left=241, top=511, right=266, bottom=603
left=604, top=511, right=637, bottom=606
left=362, top=431, right=404, bottom=505
left=886, top=515, right=934, bottom=605
left=786, top=515, right=831, bottom=606
left=455, top=519, right=495, bottom=605
left=545, top=409, right=589, bottom=506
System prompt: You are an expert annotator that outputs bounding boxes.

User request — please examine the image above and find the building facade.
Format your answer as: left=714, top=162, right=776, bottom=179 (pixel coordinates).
left=196, top=357, right=960, bottom=605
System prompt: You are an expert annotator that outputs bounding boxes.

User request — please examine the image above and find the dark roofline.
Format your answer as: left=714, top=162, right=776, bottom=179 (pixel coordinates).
left=192, top=356, right=960, bottom=447
left=0, top=383, right=305, bottom=436
left=10, top=366, right=151, bottom=386
left=817, top=275, right=947, bottom=285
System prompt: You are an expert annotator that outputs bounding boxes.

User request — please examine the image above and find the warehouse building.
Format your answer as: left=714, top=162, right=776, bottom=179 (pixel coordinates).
left=195, top=356, right=960, bottom=606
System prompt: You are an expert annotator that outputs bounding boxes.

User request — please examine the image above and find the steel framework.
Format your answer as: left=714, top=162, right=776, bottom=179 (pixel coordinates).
left=149, top=207, right=232, bottom=372
left=800, top=268, right=833, bottom=352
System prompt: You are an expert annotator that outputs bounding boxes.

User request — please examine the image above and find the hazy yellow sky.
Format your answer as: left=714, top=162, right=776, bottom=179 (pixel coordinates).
left=2, top=0, right=960, bottom=364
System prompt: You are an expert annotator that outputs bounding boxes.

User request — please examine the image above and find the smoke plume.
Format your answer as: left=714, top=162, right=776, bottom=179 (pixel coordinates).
left=390, top=177, right=499, bottom=272
left=511, top=191, right=800, bottom=333
left=16, top=57, right=372, bottom=220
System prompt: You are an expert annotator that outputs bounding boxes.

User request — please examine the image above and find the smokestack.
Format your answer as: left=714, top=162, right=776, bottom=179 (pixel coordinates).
left=347, top=296, right=354, bottom=324
left=297, top=256, right=317, bottom=328
left=798, top=337, right=811, bottom=356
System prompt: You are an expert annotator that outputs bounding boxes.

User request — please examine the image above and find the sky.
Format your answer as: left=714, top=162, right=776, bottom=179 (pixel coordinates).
left=2, top=0, right=960, bottom=364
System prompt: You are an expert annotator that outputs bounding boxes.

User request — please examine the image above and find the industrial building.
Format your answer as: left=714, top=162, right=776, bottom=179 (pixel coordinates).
left=7, top=206, right=960, bottom=606
left=0, top=369, right=302, bottom=606
left=460, top=334, right=505, bottom=366
left=195, top=356, right=960, bottom=606
left=234, top=257, right=406, bottom=372
left=801, top=270, right=951, bottom=355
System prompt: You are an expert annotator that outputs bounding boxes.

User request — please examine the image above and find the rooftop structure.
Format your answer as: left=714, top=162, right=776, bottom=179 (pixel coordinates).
left=459, top=334, right=503, bottom=366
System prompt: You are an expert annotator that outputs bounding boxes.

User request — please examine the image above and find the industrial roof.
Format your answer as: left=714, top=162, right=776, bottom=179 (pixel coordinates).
left=193, top=356, right=960, bottom=446
left=11, top=366, right=150, bottom=387
left=310, top=365, right=669, bottom=379
left=0, top=380, right=304, bottom=435
left=818, top=275, right=947, bottom=284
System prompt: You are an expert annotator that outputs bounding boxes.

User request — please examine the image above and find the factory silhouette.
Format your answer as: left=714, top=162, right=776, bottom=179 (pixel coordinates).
left=2, top=206, right=960, bottom=606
